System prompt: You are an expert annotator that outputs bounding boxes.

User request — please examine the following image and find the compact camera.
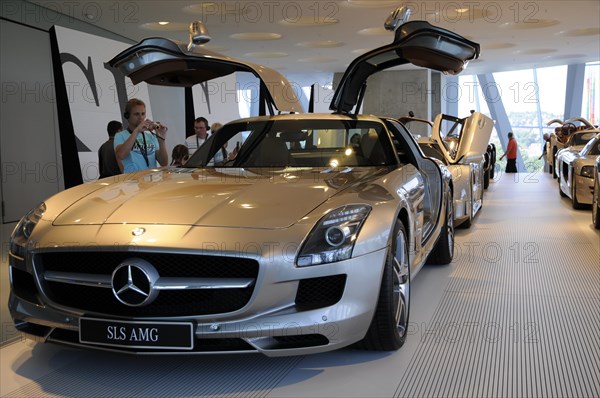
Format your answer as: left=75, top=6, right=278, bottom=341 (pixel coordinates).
left=147, top=121, right=160, bottom=131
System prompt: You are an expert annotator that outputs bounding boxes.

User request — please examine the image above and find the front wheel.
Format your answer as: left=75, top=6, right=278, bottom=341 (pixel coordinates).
left=559, top=178, right=567, bottom=197
left=358, top=220, right=410, bottom=350
left=426, top=192, right=454, bottom=265
left=571, top=175, right=584, bottom=210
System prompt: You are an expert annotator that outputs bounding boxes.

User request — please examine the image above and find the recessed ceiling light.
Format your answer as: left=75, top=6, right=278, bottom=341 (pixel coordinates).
left=158, top=21, right=169, bottom=26
left=230, top=32, right=282, bottom=41
left=552, top=53, right=586, bottom=59
left=485, top=43, right=516, bottom=50
left=182, top=3, right=221, bottom=15
left=244, top=52, right=289, bottom=58
left=502, top=19, right=560, bottom=30
left=297, top=40, right=345, bottom=48
left=523, top=49, right=558, bottom=55
left=558, top=28, right=600, bottom=37
left=278, top=16, right=339, bottom=26
left=297, top=57, right=337, bottom=63
left=357, top=27, right=393, bottom=36
left=344, top=0, right=399, bottom=8
left=139, top=22, right=188, bottom=31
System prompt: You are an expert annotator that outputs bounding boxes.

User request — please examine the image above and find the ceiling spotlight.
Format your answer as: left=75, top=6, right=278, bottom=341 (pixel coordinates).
left=158, top=21, right=170, bottom=25
left=188, top=21, right=211, bottom=50
left=384, top=6, right=411, bottom=31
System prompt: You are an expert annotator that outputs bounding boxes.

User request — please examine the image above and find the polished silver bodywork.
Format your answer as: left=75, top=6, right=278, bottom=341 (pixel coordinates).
left=413, top=112, right=493, bottom=226
left=557, top=132, right=600, bottom=206
left=418, top=138, right=484, bottom=225
left=9, top=18, right=478, bottom=356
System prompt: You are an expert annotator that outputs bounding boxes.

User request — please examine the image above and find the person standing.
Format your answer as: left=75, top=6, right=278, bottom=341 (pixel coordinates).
left=115, top=98, right=169, bottom=173
left=98, top=120, right=123, bottom=178
left=539, top=133, right=551, bottom=171
left=500, top=132, right=518, bottom=173
left=185, top=117, right=210, bottom=155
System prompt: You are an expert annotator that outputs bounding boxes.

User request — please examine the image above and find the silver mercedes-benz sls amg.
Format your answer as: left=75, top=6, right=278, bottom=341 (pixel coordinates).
left=9, top=14, right=480, bottom=356
left=406, top=113, right=493, bottom=228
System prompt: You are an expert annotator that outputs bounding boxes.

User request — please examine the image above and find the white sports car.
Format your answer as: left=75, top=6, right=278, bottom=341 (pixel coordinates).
left=558, top=132, right=600, bottom=209
left=547, top=117, right=596, bottom=178
left=9, top=15, right=480, bottom=356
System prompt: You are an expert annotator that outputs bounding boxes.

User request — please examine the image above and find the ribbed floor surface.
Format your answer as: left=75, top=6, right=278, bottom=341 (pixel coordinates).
left=1, top=172, right=599, bottom=397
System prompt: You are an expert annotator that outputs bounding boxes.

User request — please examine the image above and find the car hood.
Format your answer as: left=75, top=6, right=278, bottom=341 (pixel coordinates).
left=53, top=167, right=386, bottom=228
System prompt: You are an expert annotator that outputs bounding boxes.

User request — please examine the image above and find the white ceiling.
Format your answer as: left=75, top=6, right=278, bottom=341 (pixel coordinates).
left=34, top=0, right=600, bottom=75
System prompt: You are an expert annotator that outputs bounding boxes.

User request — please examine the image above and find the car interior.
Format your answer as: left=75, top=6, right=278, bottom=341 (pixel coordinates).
left=225, top=122, right=398, bottom=169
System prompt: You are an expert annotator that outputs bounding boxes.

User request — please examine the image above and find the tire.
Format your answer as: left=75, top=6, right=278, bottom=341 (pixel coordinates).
left=552, top=147, right=558, bottom=178
left=358, top=220, right=410, bottom=351
left=571, top=175, right=584, bottom=210
left=483, top=168, right=490, bottom=189
left=559, top=182, right=567, bottom=197
left=427, top=192, right=454, bottom=265
left=593, top=178, right=600, bottom=229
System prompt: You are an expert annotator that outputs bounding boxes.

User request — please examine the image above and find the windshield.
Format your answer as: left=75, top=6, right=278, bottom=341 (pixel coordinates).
left=584, top=136, right=600, bottom=156
left=185, top=119, right=397, bottom=168
left=571, top=132, right=596, bottom=146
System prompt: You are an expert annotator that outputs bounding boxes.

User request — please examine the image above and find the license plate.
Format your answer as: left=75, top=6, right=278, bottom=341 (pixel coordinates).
left=80, top=317, right=193, bottom=350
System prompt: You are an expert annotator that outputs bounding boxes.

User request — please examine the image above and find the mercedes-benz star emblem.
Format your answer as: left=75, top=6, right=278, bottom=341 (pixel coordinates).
left=111, top=259, right=160, bottom=307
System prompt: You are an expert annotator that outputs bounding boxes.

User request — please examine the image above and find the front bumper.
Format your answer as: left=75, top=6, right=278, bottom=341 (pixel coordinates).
left=9, top=248, right=387, bottom=357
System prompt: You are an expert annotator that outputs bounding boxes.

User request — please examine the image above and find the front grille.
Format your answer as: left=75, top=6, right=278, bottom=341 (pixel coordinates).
left=36, top=252, right=258, bottom=317
left=295, top=274, right=347, bottom=310
left=39, top=252, right=258, bottom=278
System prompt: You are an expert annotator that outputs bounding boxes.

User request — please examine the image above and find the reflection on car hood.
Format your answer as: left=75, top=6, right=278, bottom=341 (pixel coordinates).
left=53, top=167, right=386, bottom=228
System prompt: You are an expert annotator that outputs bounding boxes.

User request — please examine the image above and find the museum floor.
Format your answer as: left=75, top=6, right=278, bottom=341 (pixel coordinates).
left=1, top=171, right=599, bottom=398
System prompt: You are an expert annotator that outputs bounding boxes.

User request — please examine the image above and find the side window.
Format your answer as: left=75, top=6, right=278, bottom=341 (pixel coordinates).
left=385, top=120, right=417, bottom=166
left=208, top=130, right=250, bottom=166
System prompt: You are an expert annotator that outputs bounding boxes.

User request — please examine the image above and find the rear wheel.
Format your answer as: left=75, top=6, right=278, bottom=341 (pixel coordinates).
left=427, top=192, right=454, bottom=265
left=359, top=220, right=410, bottom=350
left=483, top=168, right=490, bottom=189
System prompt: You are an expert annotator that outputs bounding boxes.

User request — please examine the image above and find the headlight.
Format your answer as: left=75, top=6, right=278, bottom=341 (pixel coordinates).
left=580, top=166, right=594, bottom=178
left=9, top=202, right=46, bottom=258
left=297, top=204, right=371, bottom=267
